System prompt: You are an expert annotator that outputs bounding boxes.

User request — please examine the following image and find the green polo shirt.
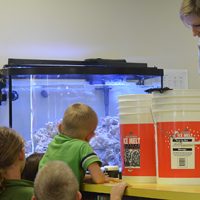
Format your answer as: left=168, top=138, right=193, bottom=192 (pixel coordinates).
left=39, top=133, right=101, bottom=185
left=0, top=179, right=33, bottom=200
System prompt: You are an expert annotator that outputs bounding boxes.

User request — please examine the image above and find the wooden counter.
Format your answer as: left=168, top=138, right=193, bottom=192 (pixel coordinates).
left=81, top=182, right=200, bottom=200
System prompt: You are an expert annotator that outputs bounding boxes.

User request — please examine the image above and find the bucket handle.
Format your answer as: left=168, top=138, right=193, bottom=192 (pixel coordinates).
left=150, top=107, right=157, bottom=125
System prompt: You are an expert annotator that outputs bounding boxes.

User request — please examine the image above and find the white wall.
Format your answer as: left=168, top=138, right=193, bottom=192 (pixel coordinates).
left=0, top=0, right=199, bottom=88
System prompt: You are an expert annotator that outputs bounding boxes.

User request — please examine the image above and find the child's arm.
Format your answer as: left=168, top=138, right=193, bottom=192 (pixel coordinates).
left=87, top=162, right=106, bottom=184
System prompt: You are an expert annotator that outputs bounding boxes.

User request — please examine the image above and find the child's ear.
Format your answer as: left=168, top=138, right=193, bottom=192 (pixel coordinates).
left=85, top=133, right=90, bottom=142
left=58, top=123, right=62, bottom=133
left=19, top=148, right=25, bottom=161
left=85, top=132, right=94, bottom=142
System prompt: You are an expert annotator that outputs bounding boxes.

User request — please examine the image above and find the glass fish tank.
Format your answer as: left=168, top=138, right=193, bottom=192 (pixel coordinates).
left=0, top=58, right=163, bottom=167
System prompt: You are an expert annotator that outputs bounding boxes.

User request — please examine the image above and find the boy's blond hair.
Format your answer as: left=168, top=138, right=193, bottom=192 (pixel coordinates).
left=60, top=103, right=98, bottom=139
left=34, top=161, right=79, bottom=200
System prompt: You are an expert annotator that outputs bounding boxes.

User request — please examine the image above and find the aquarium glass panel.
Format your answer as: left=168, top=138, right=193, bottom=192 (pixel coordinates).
left=5, top=73, right=161, bottom=167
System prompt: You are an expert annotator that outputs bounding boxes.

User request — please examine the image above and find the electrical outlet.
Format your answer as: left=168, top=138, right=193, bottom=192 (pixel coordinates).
left=163, top=69, right=188, bottom=89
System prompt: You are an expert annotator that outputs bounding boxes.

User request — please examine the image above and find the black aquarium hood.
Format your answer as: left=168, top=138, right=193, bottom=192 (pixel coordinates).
left=1, top=58, right=164, bottom=77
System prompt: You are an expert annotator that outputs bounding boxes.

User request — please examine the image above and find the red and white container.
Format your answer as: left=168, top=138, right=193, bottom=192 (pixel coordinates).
left=152, top=89, right=200, bottom=184
left=118, top=94, right=156, bottom=183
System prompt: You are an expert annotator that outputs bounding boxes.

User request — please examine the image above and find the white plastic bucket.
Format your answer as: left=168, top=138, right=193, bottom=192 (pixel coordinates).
left=119, top=106, right=151, bottom=115
left=152, top=89, right=200, bottom=185
left=118, top=100, right=152, bottom=107
left=118, top=94, right=156, bottom=183
left=118, top=94, right=153, bottom=101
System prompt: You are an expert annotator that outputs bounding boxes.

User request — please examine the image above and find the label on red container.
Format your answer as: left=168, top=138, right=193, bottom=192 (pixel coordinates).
left=171, top=136, right=195, bottom=169
left=124, top=136, right=140, bottom=168
left=157, top=121, right=200, bottom=178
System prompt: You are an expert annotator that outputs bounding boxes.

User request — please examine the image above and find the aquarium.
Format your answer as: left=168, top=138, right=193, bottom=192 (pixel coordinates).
left=0, top=58, right=163, bottom=167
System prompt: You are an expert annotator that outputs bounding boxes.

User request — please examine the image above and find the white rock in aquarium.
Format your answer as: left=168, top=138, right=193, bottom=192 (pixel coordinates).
left=26, top=116, right=122, bottom=168
left=90, top=116, right=121, bottom=167
left=26, top=121, right=60, bottom=155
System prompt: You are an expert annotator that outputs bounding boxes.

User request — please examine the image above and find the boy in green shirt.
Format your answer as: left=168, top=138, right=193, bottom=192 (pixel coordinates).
left=39, top=103, right=111, bottom=186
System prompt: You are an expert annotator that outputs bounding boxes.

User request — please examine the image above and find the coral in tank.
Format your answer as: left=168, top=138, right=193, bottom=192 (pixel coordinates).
left=25, top=116, right=122, bottom=168
left=90, top=116, right=121, bottom=167
left=25, top=121, right=60, bottom=155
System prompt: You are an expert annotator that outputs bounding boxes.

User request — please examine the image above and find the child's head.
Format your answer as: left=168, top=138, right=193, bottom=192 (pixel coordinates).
left=22, top=152, right=44, bottom=181
left=59, top=103, right=98, bottom=141
left=0, top=127, right=25, bottom=189
left=33, top=161, right=81, bottom=200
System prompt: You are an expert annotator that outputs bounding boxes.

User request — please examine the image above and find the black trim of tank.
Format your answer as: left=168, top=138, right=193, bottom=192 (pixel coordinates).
left=1, top=58, right=163, bottom=77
